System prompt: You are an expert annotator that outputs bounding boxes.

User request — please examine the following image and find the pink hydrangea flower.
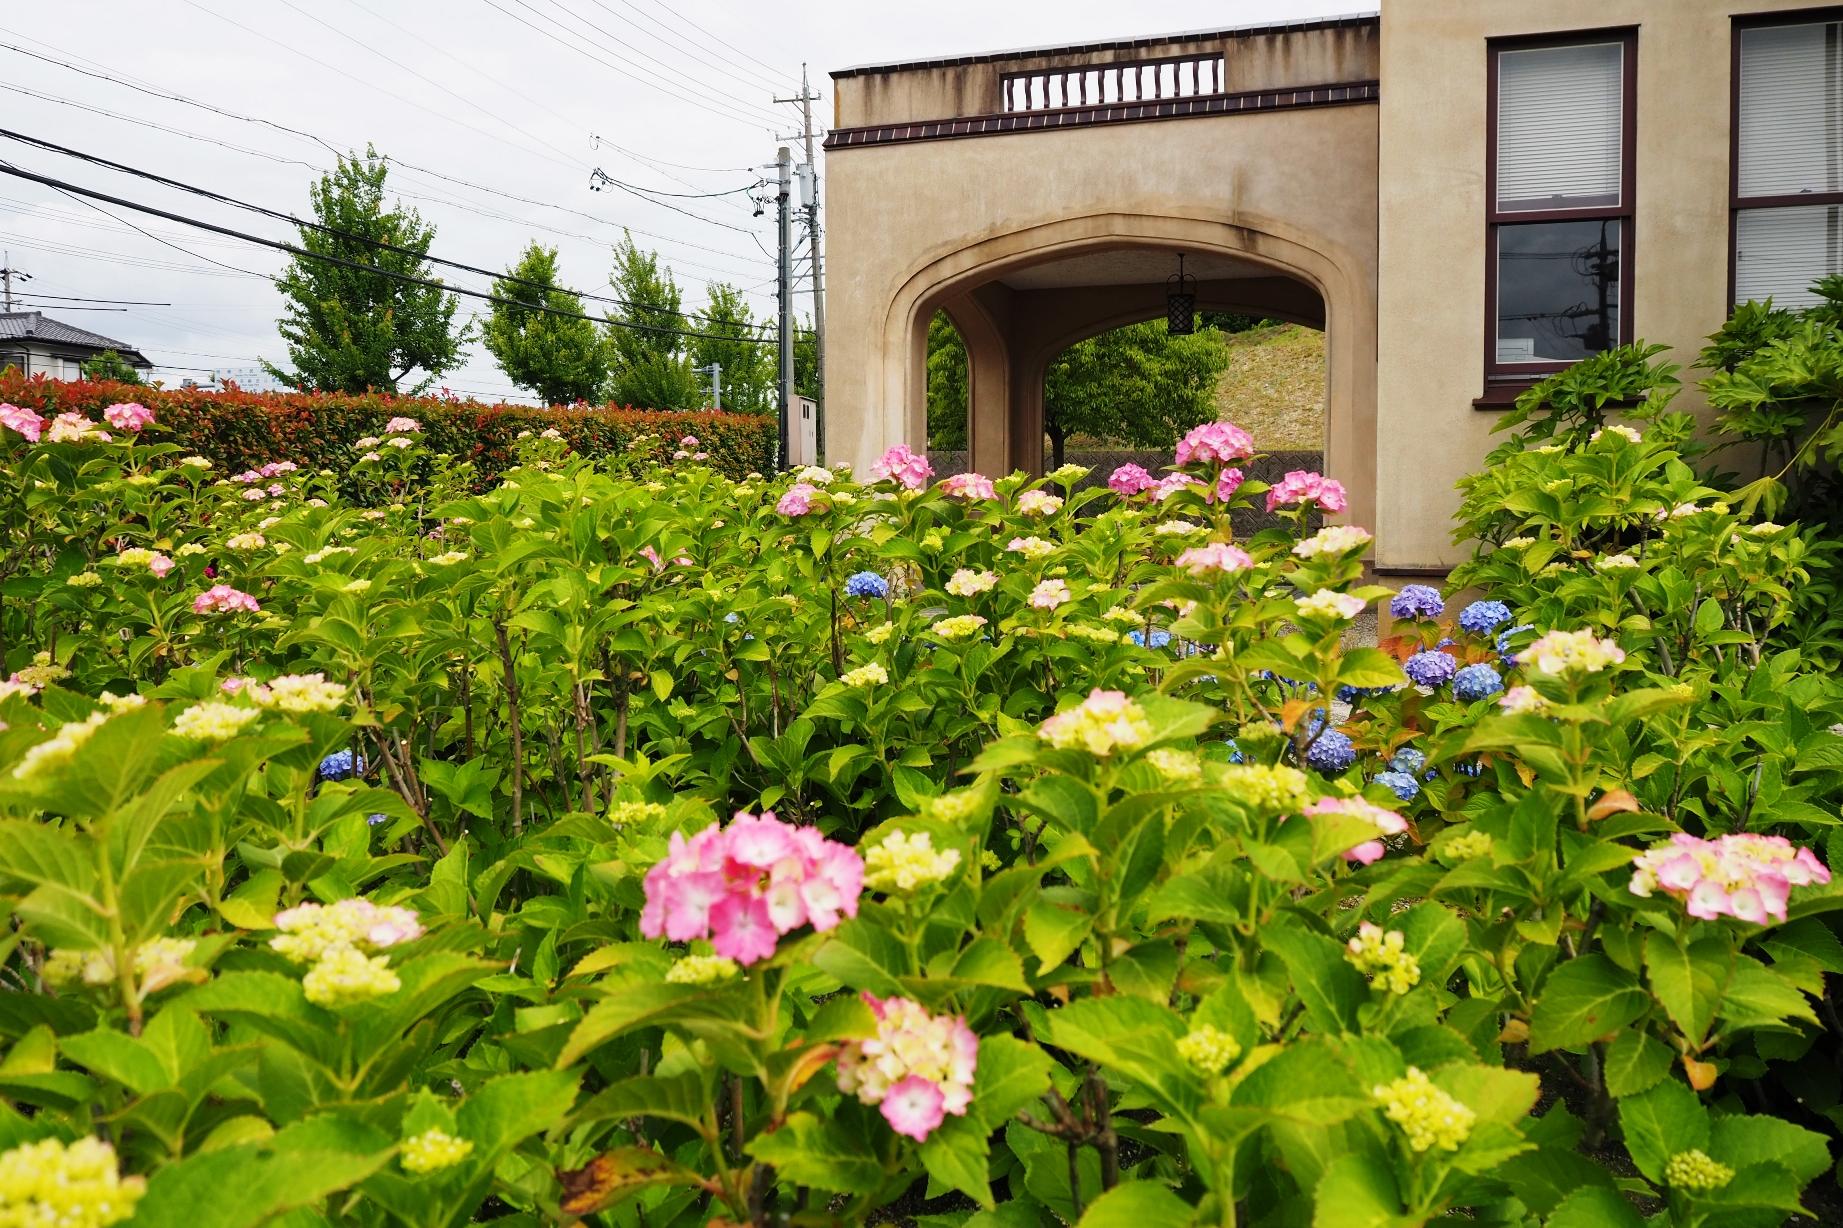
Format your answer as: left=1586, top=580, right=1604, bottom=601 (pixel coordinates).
left=103, top=402, right=155, bottom=432
left=638, top=545, right=665, bottom=571
left=1176, top=421, right=1255, bottom=467
left=680, top=434, right=699, bottom=448
left=871, top=444, right=934, bottom=490
left=258, top=461, right=299, bottom=477
left=836, top=993, right=978, bottom=1142
left=1303, top=797, right=1410, bottom=865
left=1175, top=542, right=1254, bottom=575
left=193, top=584, right=260, bottom=614
left=1108, top=463, right=1157, bottom=496
left=777, top=483, right=819, bottom=516
left=1029, top=578, right=1070, bottom=609
left=1209, top=468, right=1245, bottom=504
left=147, top=554, right=175, bottom=578
left=0, top=403, right=44, bottom=442
left=1266, top=470, right=1348, bottom=514
left=881, top=1075, right=947, bottom=1142
left=938, top=471, right=996, bottom=501
left=1152, top=473, right=1199, bottom=502
left=384, top=416, right=421, bottom=434
left=46, top=413, right=109, bottom=443
left=1630, top=832, right=1830, bottom=924
left=638, top=810, right=863, bottom=965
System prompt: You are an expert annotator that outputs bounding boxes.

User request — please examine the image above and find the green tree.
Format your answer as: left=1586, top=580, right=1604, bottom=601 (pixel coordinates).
left=482, top=243, right=608, bottom=405
left=687, top=284, right=775, bottom=412
left=604, top=235, right=698, bottom=409
left=1043, top=322, right=1229, bottom=467
left=78, top=350, right=142, bottom=385
left=265, top=147, right=468, bottom=395
left=925, top=312, right=969, bottom=448
left=925, top=314, right=1231, bottom=465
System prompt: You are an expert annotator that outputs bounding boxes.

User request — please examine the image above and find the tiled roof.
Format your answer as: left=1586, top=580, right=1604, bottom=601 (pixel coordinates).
left=832, top=12, right=1380, bottom=79
left=0, top=312, right=151, bottom=365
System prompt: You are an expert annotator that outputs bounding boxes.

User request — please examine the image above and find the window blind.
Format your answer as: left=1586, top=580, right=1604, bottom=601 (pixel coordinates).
left=1497, top=42, right=1623, bottom=212
left=1738, top=22, right=1843, bottom=199
left=1736, top=204, right=1842, bottom=308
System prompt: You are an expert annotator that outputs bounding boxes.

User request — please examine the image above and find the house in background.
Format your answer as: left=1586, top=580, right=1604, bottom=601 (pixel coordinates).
left=0, top=311, right=154, bottom=380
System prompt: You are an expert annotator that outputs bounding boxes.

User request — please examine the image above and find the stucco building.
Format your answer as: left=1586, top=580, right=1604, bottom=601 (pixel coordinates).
left=823, top=1, right=1831, bottom=571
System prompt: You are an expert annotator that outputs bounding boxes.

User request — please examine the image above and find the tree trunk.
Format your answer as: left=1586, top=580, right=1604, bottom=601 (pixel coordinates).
left=1045, top=410, right=1068, bottom=470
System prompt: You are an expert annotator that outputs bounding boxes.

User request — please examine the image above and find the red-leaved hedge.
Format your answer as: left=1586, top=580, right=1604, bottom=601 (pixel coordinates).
left=0, top=373, right=777, bottom=481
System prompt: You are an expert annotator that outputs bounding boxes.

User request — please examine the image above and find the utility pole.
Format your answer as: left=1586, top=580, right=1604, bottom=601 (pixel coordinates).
left=777, top=66, right=826, bottom=456
left=698, top=361, right=722, bottom=411
left=0, top=254, right=30, bottom=312
left=775, top=146, right=794, bottom=471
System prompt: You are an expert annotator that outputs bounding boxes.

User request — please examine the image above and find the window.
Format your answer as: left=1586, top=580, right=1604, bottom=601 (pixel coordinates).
left=1485, top=33, right=1635, bottom=389
left=1734, top=15, right=1843, bottom=308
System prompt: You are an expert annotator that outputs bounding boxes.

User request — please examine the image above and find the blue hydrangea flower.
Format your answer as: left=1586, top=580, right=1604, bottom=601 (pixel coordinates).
left=1452, top=663, right=1505, bottom=702
left=1495, top=623, right=1536, bottom=665
left=1389, top=585, right=1445, bottom=620
left=1456, top=761, right=1484, bottom=778
left=318, top=750, right=364, bottom=782
left=724, top=611, right=741, bottom=624
left=1403, top=650, right=1458, bottom=688
left=844, top=571, right=890, bottom=600
left=1304, top=728, right=1356, bottom=775
left=1337, top=683, right=1399, bottom=703
left=1389, top=747, right=1426, bottom=775
left=367, top=812, right=388, bottom=826
left=1129, top=628, right=1173, bottom=650
left=1374, top=770, right=1421, bottom=802
left=1458, top=600, right=1513, bottom=636
left=1224, top=739, right=1246, bottom=765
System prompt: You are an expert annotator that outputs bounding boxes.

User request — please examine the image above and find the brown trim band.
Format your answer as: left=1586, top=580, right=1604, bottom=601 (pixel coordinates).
left=823, top=80, right=1379, bottom=150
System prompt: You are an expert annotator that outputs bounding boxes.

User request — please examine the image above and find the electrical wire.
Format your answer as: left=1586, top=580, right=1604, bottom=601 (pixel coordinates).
left=629, top=0, right=798, bottom=87
left=0, top=129, right=798, bottom=336
left=0, top=38, right=777, bottom=281
left=477, top=0, right=779, bottom=129
left=582, top=0, right=793, bottom=97
left=0, top=160, right=797, bottom=347
left=12, top=291, right=173, bottom=305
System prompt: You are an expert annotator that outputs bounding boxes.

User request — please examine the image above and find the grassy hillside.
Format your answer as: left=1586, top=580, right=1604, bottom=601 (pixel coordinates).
left=1214, top=323, right=1324, bottom=450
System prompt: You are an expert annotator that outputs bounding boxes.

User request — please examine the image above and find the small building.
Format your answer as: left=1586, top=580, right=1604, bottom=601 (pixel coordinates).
left=822, top=0, right=1826, bottom=571
left=0, top=311, right=154, bottom=380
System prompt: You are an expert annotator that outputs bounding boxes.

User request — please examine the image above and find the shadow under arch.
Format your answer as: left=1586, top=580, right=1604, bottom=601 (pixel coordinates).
left=879, top=212, right=1373, bottom=531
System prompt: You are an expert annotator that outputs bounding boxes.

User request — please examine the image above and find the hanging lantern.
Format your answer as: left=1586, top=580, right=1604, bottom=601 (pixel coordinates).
left=1166, top=253, right=1197, bottom=335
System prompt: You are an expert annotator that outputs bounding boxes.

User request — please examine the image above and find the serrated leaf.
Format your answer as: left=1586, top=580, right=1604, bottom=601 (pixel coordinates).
left=745, top=1112, right=884, bottom=1194
left=1530, top=955, right=1649, bottom=1053
left=1078, top=1182, right=1196, bottom=1226
left=1602, top=1029, right=1673, bottom=1097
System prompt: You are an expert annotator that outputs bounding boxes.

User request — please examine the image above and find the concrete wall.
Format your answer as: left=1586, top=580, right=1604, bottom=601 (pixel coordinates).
left=835, top=22, right=1379, bottom=129
left=1376, top=0, right=1795, bottom=569
left=825, top=60, right=1380, bottom=527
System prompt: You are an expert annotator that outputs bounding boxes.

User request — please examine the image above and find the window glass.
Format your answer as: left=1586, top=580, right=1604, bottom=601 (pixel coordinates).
left=1736, top=204, right=1843, bottom=307
left=1738, top=22, right=1843, bottom=199
left=1497, top=42, right=1624, bottom=212
left=1496, top=220, right=1622, bottom=363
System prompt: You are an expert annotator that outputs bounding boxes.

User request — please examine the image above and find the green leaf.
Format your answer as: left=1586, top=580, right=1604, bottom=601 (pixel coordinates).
left=745, top=1111, right=884, bottom=1194
left=1230, top=1041, right=1368, bottom=1126
left=1310, top=1152, right=1410, bottom=1227
left=918, top=1116, right=992, bottom=1209
left=557, top=980, right=751, bottom=1067
left=1263, top=918, right=1363, bottom=1034
left=1602, top=1028, right=1674, bottom=1097
left=134, top=1117, right=393, bottom=1228
left=966, top=1034, right=1053, bottom=1128
left=1545, top=1186, right=1645, bottom=1228
left=1047, top=997, right=1199, bottom=1124
left=455, top=1069, right=579, bottom=1155
left=1617, top=1079, right=1708, bottom=1184
left=1709, top=1113, right=1832, bottom=1184
left=1023, top=896, right=1093, bottom=970
left=1643, top=932, right=1727, bottom=1047
left=1496, top=1147, right=1619, bottom=1216
left=1529, top=955, right=1649, bottom=1053
left=1717, top=960, right=1820, bottom=1035
left=1334, top=650, right=1409, bottom=691
left=1077, top=1182, right=1196, bottom=1227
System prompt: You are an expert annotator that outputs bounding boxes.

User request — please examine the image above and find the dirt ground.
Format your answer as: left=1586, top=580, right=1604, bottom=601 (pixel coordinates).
left=1214, top=323, right=1326, bottom=450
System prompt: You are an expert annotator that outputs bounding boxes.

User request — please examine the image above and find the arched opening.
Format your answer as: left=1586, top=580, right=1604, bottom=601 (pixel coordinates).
left=924, top=312, right=970, bottom=474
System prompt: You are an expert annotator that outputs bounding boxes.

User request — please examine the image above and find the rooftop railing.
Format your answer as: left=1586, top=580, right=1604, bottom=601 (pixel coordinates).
left=1000, top=52, right=1225, bottom=113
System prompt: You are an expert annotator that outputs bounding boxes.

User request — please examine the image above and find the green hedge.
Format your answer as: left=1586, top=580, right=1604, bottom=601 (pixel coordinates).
left=0, top=373, right=777, bottom=480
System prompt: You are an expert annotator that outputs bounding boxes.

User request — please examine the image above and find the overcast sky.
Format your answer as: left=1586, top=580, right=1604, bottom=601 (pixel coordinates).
left=0, top=0, right=1360, bottom=402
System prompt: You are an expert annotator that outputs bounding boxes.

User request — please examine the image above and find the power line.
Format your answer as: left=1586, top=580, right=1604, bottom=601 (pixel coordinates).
left=0, top=160, right=795, bottom=347
left=0, top=38, right=778, bottom=282
left=629, top=0, right=798, bottom=87
left=0, top=129, right=796, bottom=335
left=580, top=0, right=792, bottom=97
left=13, top=291, right=173, bottom=305
left=477, top=0, right=780, bottom=129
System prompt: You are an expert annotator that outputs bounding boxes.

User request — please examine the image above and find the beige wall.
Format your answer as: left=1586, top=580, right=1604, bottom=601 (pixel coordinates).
left=826, top=20, right=1382, bottom=524
left=1376, top=0, right=1794, bottom=569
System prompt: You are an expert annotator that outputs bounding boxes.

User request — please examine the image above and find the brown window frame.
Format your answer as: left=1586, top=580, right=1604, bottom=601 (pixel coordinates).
left=1729, top=8, right=1843, bottom=308
left=1478, top=28, right=1638, bottom=408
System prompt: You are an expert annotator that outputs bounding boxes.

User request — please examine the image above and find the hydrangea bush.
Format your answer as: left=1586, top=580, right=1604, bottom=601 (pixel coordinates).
left=0, top=395, right=1838, bottom=1226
